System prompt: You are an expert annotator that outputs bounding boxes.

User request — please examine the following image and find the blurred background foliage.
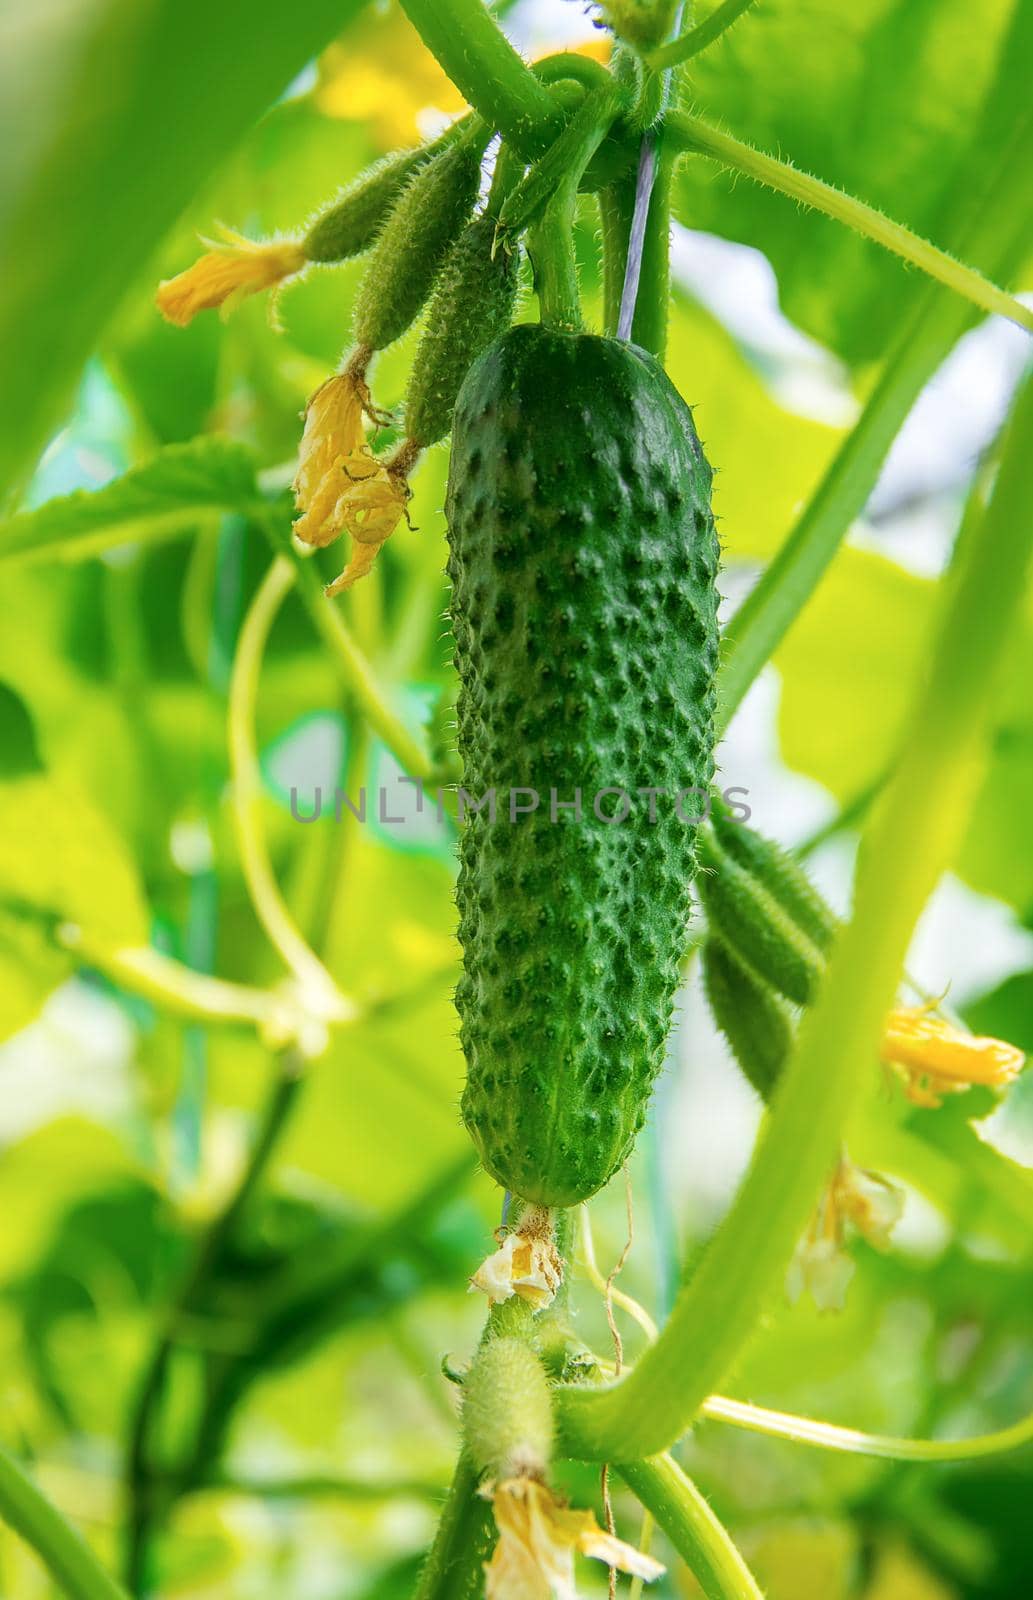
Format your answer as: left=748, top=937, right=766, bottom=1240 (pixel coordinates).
left=1, top=0, right=1032, bottom=1596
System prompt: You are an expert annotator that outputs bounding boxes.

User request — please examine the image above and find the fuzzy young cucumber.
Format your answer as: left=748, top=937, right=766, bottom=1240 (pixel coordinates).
left=448, top=325, right=719, bottom=1206
left=701, top=936, right=794, bottom=1101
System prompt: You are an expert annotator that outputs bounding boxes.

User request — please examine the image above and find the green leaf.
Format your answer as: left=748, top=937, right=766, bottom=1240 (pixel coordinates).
left=0, top=682, right=43, bottom=778
left=0, top=0, right=370, bottom=498
left=775, top=549, right=933, bottom=800
left=676, top=0, right=1032, bottom=364
left=665, top=291, right=844, bottom=559
left=0, top=439, right=262, bottom=567
left=0, top=774, right=150, bottom=1036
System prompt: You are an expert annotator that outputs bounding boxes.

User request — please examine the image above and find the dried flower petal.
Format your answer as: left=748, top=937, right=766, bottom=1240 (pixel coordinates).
left=484, top=1477, right=664, bottom=1600
left=471, top=1207, right=563, bottom=1311
left=882, top=1006, right=1025, bottom=1107
left=156, top=227, right=305, bottom=326
left=786, top=1235, right=855, bottom=1314
left=787, top=1157, right=903, bottom=1312
left=834, top=1161, right=903, bottom=1251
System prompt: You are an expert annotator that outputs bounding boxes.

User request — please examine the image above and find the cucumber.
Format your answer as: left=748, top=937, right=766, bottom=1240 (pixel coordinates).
left=405, top=217, right=521, bottom=450
left=701, top=936, right=794, bottom=1101
left=696, top=827, right=824, bottom=1007
left=710, top=808, right=837, bottom=954
left=448, top=325, right=719, bottom=1206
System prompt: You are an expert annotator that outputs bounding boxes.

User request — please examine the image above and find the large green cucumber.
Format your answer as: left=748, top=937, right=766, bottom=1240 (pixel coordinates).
left=447, top=324, right=719, bottom=1206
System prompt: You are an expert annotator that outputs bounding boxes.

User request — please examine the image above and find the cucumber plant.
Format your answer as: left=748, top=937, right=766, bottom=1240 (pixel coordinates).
left=1, top=2, right=1032, bottom=1599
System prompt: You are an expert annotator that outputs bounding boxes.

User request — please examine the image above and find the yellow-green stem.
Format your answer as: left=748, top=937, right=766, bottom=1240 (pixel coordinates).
left=666, top=110, right=1033, bottom=334
left=620, top=1454, right=763, bottom=1600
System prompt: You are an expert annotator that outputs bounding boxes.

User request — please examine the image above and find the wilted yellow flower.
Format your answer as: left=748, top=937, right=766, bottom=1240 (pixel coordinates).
left=484, top=1476, right=664, bottom=1600
left=882, top=1006, right=1025, bottom=1108
left=292, top=373, right=413, bottom=593
left=471, top=1206, right=563, bottom=1312
left=787, top=1157, right=903, bottom=1313
left=293, top=372, right=368, bottom=517
left=323, top=462, right=411, bottom=595
left=156, top=228, right=306, bottom=326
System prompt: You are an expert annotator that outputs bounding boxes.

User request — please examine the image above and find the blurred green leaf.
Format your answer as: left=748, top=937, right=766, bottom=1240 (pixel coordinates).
left=0, top=0, right=369, bottom=498
left=0, top=772, right=149, bottom=1034
left=666, top=291, right=844, bottom=559
left=677, top=0, right=1032, bottom=364
left=0, top=682, right=43, bottom=778
left=776, top=548, right=933, bottom=799
left=0, top=438, right=262, bottom=567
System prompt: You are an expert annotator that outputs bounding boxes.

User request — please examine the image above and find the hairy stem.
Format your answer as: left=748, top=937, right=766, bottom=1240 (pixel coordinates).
left=398, top=0, right=560, bottom=159
left=228, top=556, right=352, bottom=1019
left=520, top=87, right=625, bottom=331
left=700, top=1395, right=1033, bottom=1463
left=276, top=534, right=435, bottom=781
left=599, top=173, right=637, bottom=336
left=666, top=110, right=1033, bottom=334
left=648, top=0, right=760, bottom=69
left=554, top=369, right=1033, bottom=1462
left=716, top=110, right=1033, bottom=730
left=0, top=1446, right=128, bottom=1600
left=620, top=1454, right=763, bottom=1600
left=414, top=1449, right=495, bottom=1600
left=628, top=141, right=675, bottom=357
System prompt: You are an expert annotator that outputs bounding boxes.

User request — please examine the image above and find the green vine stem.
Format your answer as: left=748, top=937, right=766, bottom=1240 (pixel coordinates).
left=700, top=1395, right=1033, bottom=1463
left=123, top=1052, right=304, bottom=1589
left=398, top=0, right=560, bottom=159
left=716, top=110, right=1033, bottom=731
left=599, top=173, right=637, bottom=336
left=274, top=532, right=436, bottom=782
left=519, top=87, right=625, bottom=332
left=499, top=82, right=627, bottom=241
left=580, top=1204, right=1033, bottom=1464
left=628, top=141, right=675, bottom=358
left=414, top=1448, right=496, bottom=1600
left=647, top=0, right=760, bottom=69
left=0, top=1445, right=129, bottom=1600
left=57, top=933, right=306, bottom=1032
left=229, top=555, right=353, bottom=1021
left=554, top=367, right=1033, bottom=1463
left=620, top=1454, right=763, bottom=1600
left=665, top=111, right=1033, bottom=334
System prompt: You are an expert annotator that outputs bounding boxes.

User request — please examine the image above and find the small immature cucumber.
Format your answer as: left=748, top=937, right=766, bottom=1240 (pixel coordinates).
left=463, top=1336, right=554, bottom=1480
left=710, top=807, right=837, bottom=954
left=303, top=144, right=437, bottom=264
left=353, top=132, right=487, bottom=353
left=405, top=218, right=521, bottom=450
left=696, top=828, right=824, bottom=1007
left=701, top=936, right=793, bottom=1101
left=449, top=325, right=719, bottom=1206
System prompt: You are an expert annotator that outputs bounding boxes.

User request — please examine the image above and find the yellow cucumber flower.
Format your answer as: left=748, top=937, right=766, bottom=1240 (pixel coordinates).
left=156, top=228, right=306, bottom=326
left=881, top=1006, right=1025, bottom=1107
left=484, top=1476, right=664, bottom=1600
left=293, top=372, right=368, bottom=514
left=471, top=1206, right=563, bottom=1312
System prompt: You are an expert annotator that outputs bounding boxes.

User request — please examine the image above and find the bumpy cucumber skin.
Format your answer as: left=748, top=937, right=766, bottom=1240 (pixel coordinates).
left=303, top=146, right=432, bottom=264
left=354, top=138, right=483, bottom=352
left=406, top=218, right=520, bottom=449
left=701, top=936, right=793, bottom=1102
left=448, top=325, right=719, bottom=1206
left=697, top=829, right=824, bottom=1007
left=711, top=810, right=837, bottom=954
